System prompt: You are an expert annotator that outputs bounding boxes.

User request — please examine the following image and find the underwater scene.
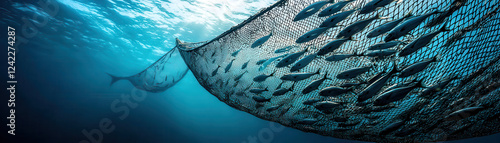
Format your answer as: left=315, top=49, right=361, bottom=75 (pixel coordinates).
left=1, top=0, right=500, bottom=142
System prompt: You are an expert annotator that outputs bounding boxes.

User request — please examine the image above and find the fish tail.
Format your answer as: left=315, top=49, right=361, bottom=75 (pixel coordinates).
left=107, top=73, right=125, bottom=86
left=440, top=21, right=451, bottom=32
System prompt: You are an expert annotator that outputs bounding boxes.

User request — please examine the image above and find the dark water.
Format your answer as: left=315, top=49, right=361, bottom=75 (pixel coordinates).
left=1, top=0, right=498, bottom=142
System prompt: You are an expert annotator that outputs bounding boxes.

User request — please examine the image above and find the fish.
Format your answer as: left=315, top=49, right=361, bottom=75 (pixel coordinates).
left=420, top=76, right=458, bottom=98
left=273, top=82, right=296, bottom=96
left=314, top=101, right=341, bottom=111
left=275, top=45, right=295, bottom=53
left=281, top=69, right=321, bottom=81
left=445, top=106, right=485, bottom=121
left=379, top=120, right=405, bottom=135
left=360, top=0, right=399, bottom=14
left=303, top=98, right=322, bottom=105
left=266, top=105, right=281, bottom=112
left=225, top=59, right=235, bottom=73
left=276, top=48, right=309, bottom=68
left=251, top=32, right=272, bottom=48
left=290, top=53, right=317, bottom=72
left=260, top=54, right=288, bottom=71
left=373, top=80, right=424, bottom=106
left=336, top=66, right=372, bottom=79
left=339, top=82, right=364, bottom=88
left=250, top=87, right=269, bottom=94
left=367, top=11, right=413, bottom=38
left=296, top=27, right=329, bottom=43
left=399, top=23, right=449, bottom=57
left=358, top=65, right=398, bottom=102
left=253, top=95, right=271, bottom=102
left=363, top=49, right=397, bottom=57
left=367, top=41, right=405, bottom=50
left=234, top=71, right=248, bottom=81
left=231, top=48, right=242, bottom=57
left=382, top=78, right=416, bottom=93
left=241, top=60, right=249, bottom=69
left=302, top=74, right=330, bottom=94
left=212, top=65, right=221, bottom=76
left=325, top=53, right=358, bottom=61
left=297, top=118, right=318, bottom=125
left=319, top=9, right=357, bottom=28
left=399, top=55, right=439, bottom=78
left=336, top=13, right=387, bottom=39
left=385, top=10, right=443, bottom=42
left=293, top=0, right=332, bottom=21
left=367, top=71, right=386, bottom=84
left=317, top=0, right=355, bottom=17
left=317, top=36, right=353, bottom=56
left=319, top=86, right=353, bottom=97
left=253, top=71, right=276, bottom=82
left=256, top=59, right=268, bottom=65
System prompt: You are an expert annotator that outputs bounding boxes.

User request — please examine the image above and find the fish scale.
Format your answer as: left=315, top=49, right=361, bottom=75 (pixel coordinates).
left=112, top=0, right=500, bottom=142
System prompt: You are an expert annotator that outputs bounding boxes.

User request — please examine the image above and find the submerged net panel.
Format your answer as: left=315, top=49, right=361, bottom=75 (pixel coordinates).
left=175, top=0, right=500, bottom=142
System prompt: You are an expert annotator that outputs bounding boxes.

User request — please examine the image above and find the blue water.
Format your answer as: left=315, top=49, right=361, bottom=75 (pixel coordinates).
left=1, top=0, right=499, bottom=142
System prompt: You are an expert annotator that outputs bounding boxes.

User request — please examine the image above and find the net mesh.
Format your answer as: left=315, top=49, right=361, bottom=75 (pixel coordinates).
left=133, top=0, right=500, bottom=142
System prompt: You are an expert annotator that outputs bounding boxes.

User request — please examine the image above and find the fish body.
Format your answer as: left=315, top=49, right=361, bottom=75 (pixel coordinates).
left=253, top=71, right=276, bottom=82
left=302, top=74, right=329, bottom=94
left=318, top=0, right=355, bottom=17
left=298, top=118, right=318, bottom=125
left=325, top=53, right=357, bottom=61
left=399, top=23, right=449, bottom=57
left=358, top=65, right=398, bottom=102
left=296, top=27, right=329, bottom=43
left=379, top=121, right=405, bottom=135
left=364, top=49, right=397, bottom=57
left=281, top=70, right=320, bottom=81
left=374, top=80, right=423, bottom=106
left=336, top=66, right=372, bottom=79
left=360, top=0, right=398, bottom=14
left=294, top=1, right=331, bottom=21
left=319, top=86, right=352, bottom=97
left=251, top=32, right=272, bottom=48
left=367, top=41, right=404, bottom=50
left=234, top=71, right=248, bottom=81
left=385, top=10, right=442, bottom=42
left=314, top=101, right=341, bottom=111
left=275, top=45, right=295, bottom=53
left=420, top=76, right=458, bottom=98
left=250, top=88, right=269, bottom=94
left=399, top=55, right=439, bottom=78
left=337, top=14, right=384, bottom=38
left=367, top=12, right=413, bottom=38
left=445, top=107, right=485, bottom=121
left=320, top=9, right=357, bottom=28
left=231, top=49, right=242, bottom=57
left=212, top=65, right=221, bottom=76
left=276, top=48, right=308, bottom=68
left=253, top=95, right=271, bottom=102
left=303, top=98, right=322, bottom=105
left=260, top=54, right=287, bottom=71
left=290, top=53, right=317, bottom=72
left=241, top=61, right=249, bottom=69
left=225, top=59, right=235, bottom=73
left=317, top=37, right=352, bottom=56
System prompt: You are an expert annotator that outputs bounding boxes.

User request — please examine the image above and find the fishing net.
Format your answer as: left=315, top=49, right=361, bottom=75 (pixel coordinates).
left=125, top=0, right=500, bottom=142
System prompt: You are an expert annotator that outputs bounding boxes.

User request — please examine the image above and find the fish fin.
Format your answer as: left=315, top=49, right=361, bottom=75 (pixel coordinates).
left=270, top=70, right=277, bottom=76
left=404, top=10, right=414, bottom=18
left=433, top=54, right=442, bottom=62
left=440, top=21, right=451, bottom=32
left=107, top=73, right=125, bottom=86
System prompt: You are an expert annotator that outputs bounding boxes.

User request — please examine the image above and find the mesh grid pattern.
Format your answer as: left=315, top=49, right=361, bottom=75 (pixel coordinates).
left=171, top=0, right=499, bottom=142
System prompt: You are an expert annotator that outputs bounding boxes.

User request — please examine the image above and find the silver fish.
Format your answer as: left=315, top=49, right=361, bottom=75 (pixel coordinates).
left=399, top=55, right=439, bottom=78
left=319, top=86, right=352, bottom=97
left=302, top=74, right=330, bottom=94
left=325, top=53, right=358, bottom=61
left=260, top=54, right=288, bottom=71
left=290, top=53, right=317, bottom=72
left=317, top=37, right=353, bottom=56
left=373, top=80, right=424, bottom=106
left=225, top=59, right=235, bottom=73
left=266, top=105, right=281, bottom=112
left=336, top=66, right=372, bottom=79
left=420, top=76, right=458, bottom=98
left=318, top=0, right=355, bottom=17
left=241, top=60, right=249, bottom=69
left=385, top=10, right=443, bottom=42
left=293, top=0, right=332, bottom=21
left=367, top=11, right=413, bottom=38
left=281, top=69, right=321, bottom=81
left=445, top=106, right=485, bottom=121
left=256, top=59, right=268, bottom=65
left=251, top=32, right=272, bottom=48
left=250, top=87, right=269, bottom=94
left=275, top=45, right=295, bottom=53
left=234, top=71, right=248, bottom=81
left=399, top=23, right=449, bottom=57
left=379, top=120, right=405, bottom=135
left=273, top=83, right=295, bottom=96
left=276, top=48, right=309, bottom=68
left=364, top=49, right=397, bottom=57
left=320, top=9, right=357, bottom=28
left=367, top=41, right=405, bottom=50
left=253, top=71, right=276, bottom=82
left=212, top=65, right=221, bottom=76
left=303, top=98, right=322, bottom=105
left=296, top=27, right=329, bottom=43
left=253, top=95, right=271, bottom=102
left=314, top=101, right=341, bottom=111
left=231, top=48, right=242, bottom=57
left=298, top=118, right=318, bottom=125
left=358, top=65, right=398, bottom=102
left=360, top=0, right=399, bottom=14
left=337, top=13, right=386, bottom=39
